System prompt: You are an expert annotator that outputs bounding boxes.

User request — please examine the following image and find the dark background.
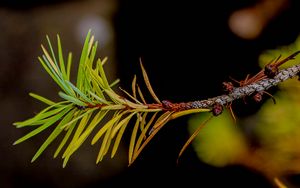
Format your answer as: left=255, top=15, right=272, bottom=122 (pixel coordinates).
left=1, top=0, right=300, bottom=187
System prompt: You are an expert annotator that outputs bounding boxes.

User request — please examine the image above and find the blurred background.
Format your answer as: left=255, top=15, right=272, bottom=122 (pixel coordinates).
left=2, top=0, right=300, bottom=187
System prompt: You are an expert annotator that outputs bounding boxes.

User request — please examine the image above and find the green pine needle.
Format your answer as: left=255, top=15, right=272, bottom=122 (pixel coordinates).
left=13, top=30, right=209, bottom=167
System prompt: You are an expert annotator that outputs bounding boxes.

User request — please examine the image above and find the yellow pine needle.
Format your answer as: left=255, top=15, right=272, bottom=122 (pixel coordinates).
left=101, top=126, right=115, bottom=161
left=62, top=113, right=91, bottom=159
left=88, top=35, right=95, bottom=56
left=130, top=112, right=172, bottom=165
left=105, top=89, right=147, bottom=109
left=139, top=59, right=161, bottom=104
left=177, top=115, right=213, bottom=163
left=132, top=75, right=137, bottom=99
left=60, top=109, right=96, bottom=130
left=53, top=122, right=75, bottom=158
left=119, top=87, right=143, bottom=105
left=91, top=111, right=126, bottom=145
left=111, top=112, right=137, bottom=138
left=133, top=113, right=158, bottom=155
left=96, top=124, right=113, bottom=163
left=41, top=44, right=59, bottom=74
left=228, top=105, right=237, bottom=124
left=110, top=115, right=133, bottom=158
left=137, top=84, right=147, bottom=104
left=151, top=111, right=174, bottom=131
left=274, top=177, right=287, bottom=188
left=139, top=112, right=148, bottom=132
left=128, top=114, right=141, bottom=163
left=170, top=109, right=210, bottom=119
left=101, top=56, right=108, bottom=66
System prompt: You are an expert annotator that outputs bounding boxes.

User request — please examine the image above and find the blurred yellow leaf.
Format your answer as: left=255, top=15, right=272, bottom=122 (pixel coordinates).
left=253, top=78, right=300, bottom=153
left=188, top=110, right=247, bottom=167
left=259, top=35, right=300, bottom=68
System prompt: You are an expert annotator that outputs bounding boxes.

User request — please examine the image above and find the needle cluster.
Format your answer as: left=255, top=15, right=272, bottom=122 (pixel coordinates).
left=13, top=31, right=300, bottom=167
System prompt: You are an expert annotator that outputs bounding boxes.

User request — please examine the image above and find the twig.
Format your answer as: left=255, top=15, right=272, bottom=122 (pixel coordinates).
left=162, top=64, right=300, bottom=112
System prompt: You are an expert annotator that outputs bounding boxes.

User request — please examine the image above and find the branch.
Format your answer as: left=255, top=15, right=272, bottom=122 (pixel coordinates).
left=163, top=64, right=300, bottom=111
left=12, top=30, right=300, bottom=167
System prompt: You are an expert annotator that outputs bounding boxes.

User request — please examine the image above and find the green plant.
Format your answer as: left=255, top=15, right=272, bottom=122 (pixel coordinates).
left=13, top=30, right=300, bottom=169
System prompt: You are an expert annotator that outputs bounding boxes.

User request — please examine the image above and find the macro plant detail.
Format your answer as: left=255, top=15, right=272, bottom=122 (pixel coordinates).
left=13, top=30, right=300, bottom=169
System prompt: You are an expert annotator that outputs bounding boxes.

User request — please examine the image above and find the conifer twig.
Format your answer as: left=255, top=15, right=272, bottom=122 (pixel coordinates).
left=164, top=64, right=300, bottom=111
left=12, top=30, right=300, bottom=167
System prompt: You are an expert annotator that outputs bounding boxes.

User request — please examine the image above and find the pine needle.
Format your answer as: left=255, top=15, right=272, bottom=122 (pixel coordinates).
left=177, top=115, right=213, bottom=163
left=139, top=59, right=161, bottom=104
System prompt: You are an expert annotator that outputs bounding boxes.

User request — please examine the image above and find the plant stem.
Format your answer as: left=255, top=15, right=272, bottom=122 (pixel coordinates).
left=162, top=64, right=300, bottom=111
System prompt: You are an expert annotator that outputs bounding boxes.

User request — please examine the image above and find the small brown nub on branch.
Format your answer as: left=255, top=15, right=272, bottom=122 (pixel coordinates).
left=223, top=81, right=234, bottom=93
left=264, top=51, right=300, bottom=78
left=162, top=100, right=175, bottom=110
left=162, top=100, right=191, bottom=111
left=75, top=105, right=87, bottom=110
left=212, top=103, right=223, bottom=116
left=264, top=64, right=278, bottom=78
left=253, top=92, right=263, bottom=102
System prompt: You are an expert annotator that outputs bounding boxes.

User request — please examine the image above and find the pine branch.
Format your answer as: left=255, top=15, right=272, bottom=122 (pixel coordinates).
left=13, top=30, right=300, bottom=167
left=163, top=64, right=300, bottom=110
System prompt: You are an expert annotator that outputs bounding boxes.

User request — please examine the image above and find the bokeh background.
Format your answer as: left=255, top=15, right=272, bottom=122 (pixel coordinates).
left=2, top=0, right=300, bottom=187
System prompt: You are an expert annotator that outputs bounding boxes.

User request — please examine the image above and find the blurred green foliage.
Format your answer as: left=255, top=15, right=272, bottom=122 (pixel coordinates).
left=188, top=110, right=246, bottom=167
